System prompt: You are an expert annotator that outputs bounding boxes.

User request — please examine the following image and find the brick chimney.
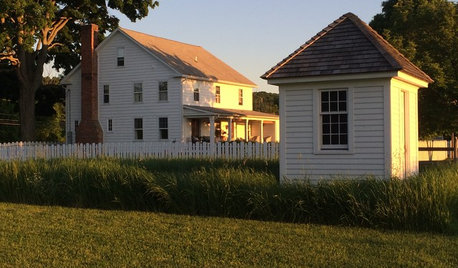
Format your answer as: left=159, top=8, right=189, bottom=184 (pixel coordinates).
left=75, top=24, right=104, bottom=144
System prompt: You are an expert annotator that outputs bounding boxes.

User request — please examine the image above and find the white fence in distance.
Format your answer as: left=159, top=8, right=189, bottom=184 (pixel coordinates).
left=0, top=142, right=279, bottom=161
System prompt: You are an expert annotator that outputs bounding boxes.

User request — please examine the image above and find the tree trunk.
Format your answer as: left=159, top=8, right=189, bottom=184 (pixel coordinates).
left=16, top=46, right=47, bottom=141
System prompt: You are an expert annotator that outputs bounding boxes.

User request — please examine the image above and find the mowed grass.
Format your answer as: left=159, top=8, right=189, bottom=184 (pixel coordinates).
left=1, top=202, right=457, bottom=267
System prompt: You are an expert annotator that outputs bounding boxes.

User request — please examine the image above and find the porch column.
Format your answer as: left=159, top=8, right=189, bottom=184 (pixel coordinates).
left=245, top=119, right=249, bottom=141
left=228, top=118, right=232, bottom=142
left=209, top=116, right=215, bottom=155
left=260, top=120, right=264, bottom=143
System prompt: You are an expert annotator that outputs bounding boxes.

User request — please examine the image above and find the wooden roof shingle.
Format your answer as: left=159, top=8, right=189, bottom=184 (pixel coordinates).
left=120, top=28, right=256, bottom=86
left=261, top=13, right=433, bottom=83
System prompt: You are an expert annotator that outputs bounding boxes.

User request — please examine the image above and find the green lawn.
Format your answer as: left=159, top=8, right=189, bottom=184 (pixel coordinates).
left=1, top=202, right=457, bottom=267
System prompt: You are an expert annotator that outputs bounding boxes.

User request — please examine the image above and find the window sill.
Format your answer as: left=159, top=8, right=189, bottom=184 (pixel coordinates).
left=313, top=149, right=353, bottom=155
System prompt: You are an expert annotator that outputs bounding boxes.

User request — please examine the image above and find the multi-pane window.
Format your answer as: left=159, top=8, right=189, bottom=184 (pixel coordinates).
left=320, top=89, right=348, bottom=149
left=74, top=120, right=79, bottom=129
left=215, top=86, right=221, bottom=103
left=134, top=118, right=143, bottom=140
left=159, top=117, right=168, bottom=140
left=159, top=81, right=168, bottom=101
left=103, top=85, right=109, bottom=104
left=117, top=47, right=124, bottom=66
left=107, top=119, right=113, bottom=132
left=238, top=89, right=243, bottom=105
left=194, top=88, right=199, bottom=101
left=134, top=83, right=143, bottom=103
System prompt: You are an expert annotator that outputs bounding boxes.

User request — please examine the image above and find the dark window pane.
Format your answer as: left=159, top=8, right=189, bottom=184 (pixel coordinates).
left=331, top=135, right=339, bottom=144
left=331, top=114, right=338, bottom=123
left=322, top=102, right=329, bottom=112
left=134, top=118, right=142, bottom=128
left=136, top=130, right=143, bottom=140
left=323, top=135, right=330, bottom=145
left=340, top=114, right=347, bottom=123
left=323, top=115, right=330, bottom=123
left=340, top=123, right=347, bottom=133
left=340, top=134, right=348, bottom=145
left=339, top=101, right=346, bottom=111
left=117, top=57, right=124, bottom=66
left=159, top=118, right=168, bottom=128
left=321, top=91, right=329, bottom=101
left=322, top=123, right=330, bottom=134
left=104, top=95, right=109, bottom=104
left=331, top=123, right=338, bottom=133
left=330, top=91, right=337, bottom=101
left=339, top=90, right=346, bottom=101
left=330, top=101, right=337, bottom=111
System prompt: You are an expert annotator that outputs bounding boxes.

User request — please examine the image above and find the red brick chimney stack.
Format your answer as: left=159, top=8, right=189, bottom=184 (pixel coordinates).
left=75, top=24, right=103, bottom=144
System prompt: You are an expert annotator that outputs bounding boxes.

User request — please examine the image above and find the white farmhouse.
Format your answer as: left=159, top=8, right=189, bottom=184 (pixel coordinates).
left=62, top=25, right=279, bottom=145
left=262, top=13, right=432, bottom=179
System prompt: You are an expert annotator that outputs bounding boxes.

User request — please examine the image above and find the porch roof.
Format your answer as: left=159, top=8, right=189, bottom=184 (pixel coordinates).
left=183, top=105, right=278, bottom=120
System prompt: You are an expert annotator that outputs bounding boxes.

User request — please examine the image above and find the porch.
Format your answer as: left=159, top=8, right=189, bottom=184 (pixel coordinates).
left=183, top=105, right=279, bottom=143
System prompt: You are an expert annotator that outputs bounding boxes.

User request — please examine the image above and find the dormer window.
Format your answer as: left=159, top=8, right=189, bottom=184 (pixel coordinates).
left=117, top=47, right=124, bottom=66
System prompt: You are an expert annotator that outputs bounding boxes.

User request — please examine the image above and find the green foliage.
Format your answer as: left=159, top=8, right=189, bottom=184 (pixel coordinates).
left=253, top=91, right=279, bottom=114
left=35, top=102, right=65, bottom=142
left=370, top=0, right=458, bottom=138
left=0, top=158, right=457, bottom=232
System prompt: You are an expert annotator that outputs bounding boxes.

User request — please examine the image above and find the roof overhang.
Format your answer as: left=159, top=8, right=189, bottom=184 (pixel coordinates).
left=266, top=71, right=398, bottom=85
left=183, top=105, right=278, bottom=120
left=394, top=71, right=430, bottom=88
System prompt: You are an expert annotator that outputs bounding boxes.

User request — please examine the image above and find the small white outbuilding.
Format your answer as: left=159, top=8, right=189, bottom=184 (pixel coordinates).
left=262, top=13, right=433, bottom=180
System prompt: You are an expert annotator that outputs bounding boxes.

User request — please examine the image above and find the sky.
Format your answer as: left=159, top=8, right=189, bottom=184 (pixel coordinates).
left=111, top=0, right=385, bottom=93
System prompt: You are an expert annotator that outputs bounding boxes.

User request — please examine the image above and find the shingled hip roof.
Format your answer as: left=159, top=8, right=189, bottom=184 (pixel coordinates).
left=261, top=13, right=433, bottom=83
left=120, top=28, right=256, bottom=87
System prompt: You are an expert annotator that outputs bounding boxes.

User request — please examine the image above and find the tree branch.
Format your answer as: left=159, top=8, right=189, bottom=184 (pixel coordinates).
left=48, top=42, right=63, bottom=50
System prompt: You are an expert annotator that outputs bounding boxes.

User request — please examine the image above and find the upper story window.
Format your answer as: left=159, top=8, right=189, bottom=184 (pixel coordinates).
left=320, top=89, right=348, bottom=150
left=159, top=81, right=168, bottom=101
left=194, top=88, right=199, bottom=102
left=134, top=83, right=143, bottom=103
left=159, top=117, right=168, bottom=140
left=117, top=47, right=124, bottom=66
left=103, top=85, right=110, bottom=104
left=215, top=86, right=221, bottom=103
left=134, top=118, right=143, bottom=140
left=238, top=89, right=243, bottom=105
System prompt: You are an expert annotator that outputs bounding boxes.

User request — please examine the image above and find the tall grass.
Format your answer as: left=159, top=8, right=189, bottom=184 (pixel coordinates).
left=0, top=158, right=456, bottom=232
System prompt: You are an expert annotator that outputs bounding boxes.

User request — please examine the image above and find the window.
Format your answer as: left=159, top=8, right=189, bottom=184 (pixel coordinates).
left=320, top=89, right=348, bottom=150
left=238, top=89, right=243, bottom=105
left=159, top=81, right=168, bottom=101
left=117, top=47, right=124, bottom=66
left=103, top=85, right=109, bottom=104
left=134, top=118, right=143, bottom=140
left=215, top=86, right=221, bottom=103
left=74, top=120, right=79, bottom=129
left=159, top=117, right=168, bottom=140
left=134, top=83, right=143, bottom=103
left=194, top=88, right=199, bottom=102
left=107, top=119, right=113, bottom=132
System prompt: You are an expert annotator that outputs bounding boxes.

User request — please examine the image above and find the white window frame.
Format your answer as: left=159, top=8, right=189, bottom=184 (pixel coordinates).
left=117, top=47, right=124, bottom=67
left=134, top=118, right=143, bottom=140
left=215, top=86, right=221, bottom=103
left=103, top=85, right=110, bottom=104
left=159, top=117, right=168, bottom=140
left=159, top=81, right=168, bottom=101
left=313, top=88, right=353, bottom=154
left=134, top=82, right=143, bottom=103
left=194, top=88, right=199, bottom=102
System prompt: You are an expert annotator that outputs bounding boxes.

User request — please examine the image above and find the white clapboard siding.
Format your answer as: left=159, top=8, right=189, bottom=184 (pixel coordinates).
left=280, top=83, right=386, bottom=180
left=0, top=142, right=279, bottom=161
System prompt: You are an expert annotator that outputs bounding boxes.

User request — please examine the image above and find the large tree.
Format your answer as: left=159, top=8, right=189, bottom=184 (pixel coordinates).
left=370, top=0, right=457, bottom=138
left=0, top=0, right=159, bottom=141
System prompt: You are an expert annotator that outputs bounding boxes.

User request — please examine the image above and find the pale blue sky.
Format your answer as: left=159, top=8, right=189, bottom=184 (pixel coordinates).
left=111, top=0, right=384, bottom=92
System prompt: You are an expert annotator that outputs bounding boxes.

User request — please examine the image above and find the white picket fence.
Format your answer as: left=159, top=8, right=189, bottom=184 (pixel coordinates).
left=0, top=142, right=279, bottom=161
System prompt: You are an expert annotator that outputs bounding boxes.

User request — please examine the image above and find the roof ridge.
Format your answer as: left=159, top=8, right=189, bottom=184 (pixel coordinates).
left=261, top=13, right=350, bottom=79
left=119, top=27, right=202, bottom=48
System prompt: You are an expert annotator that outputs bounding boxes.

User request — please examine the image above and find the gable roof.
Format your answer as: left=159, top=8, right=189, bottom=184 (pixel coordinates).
left=261, top=13, right=433, bottom=83
left=119, top=28, right=256, bottom=87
